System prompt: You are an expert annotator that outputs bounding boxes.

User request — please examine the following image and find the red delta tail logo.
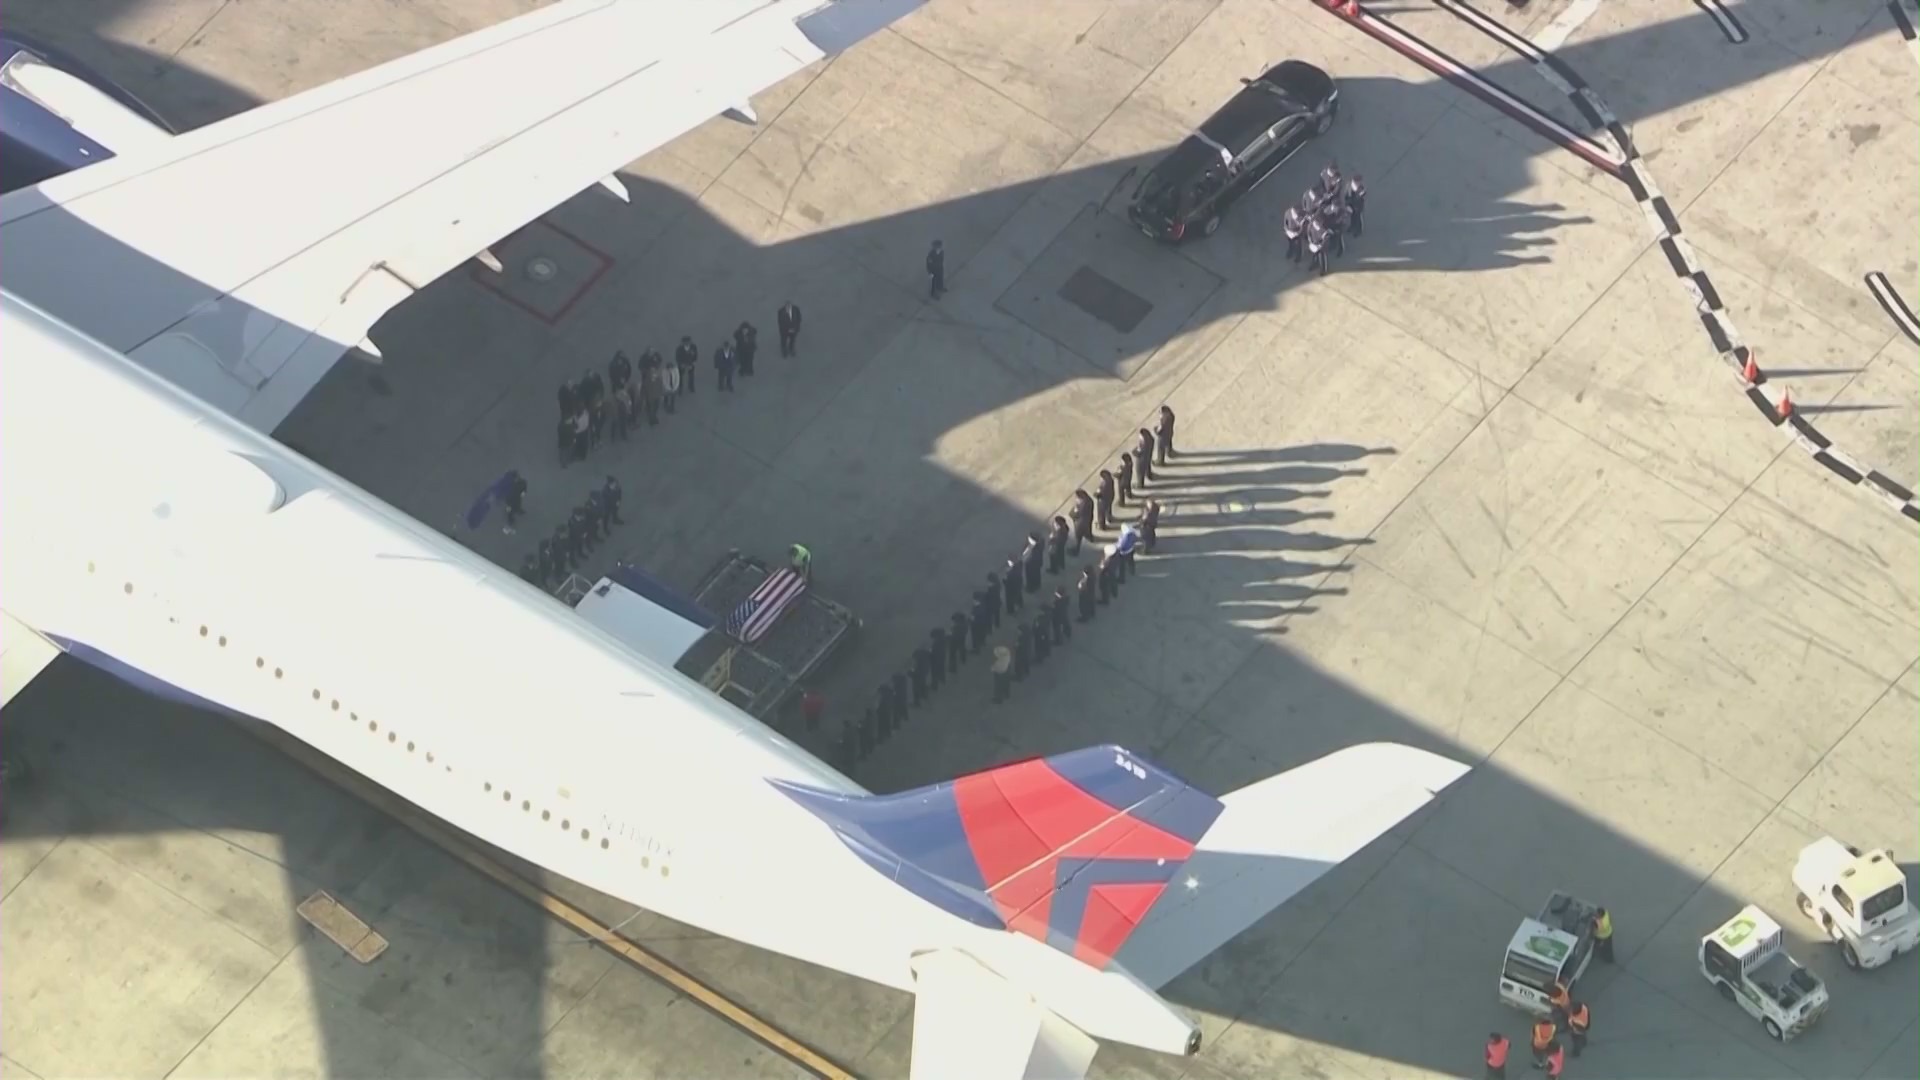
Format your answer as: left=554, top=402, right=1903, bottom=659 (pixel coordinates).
left=771, top=745, right=1223, bottom=971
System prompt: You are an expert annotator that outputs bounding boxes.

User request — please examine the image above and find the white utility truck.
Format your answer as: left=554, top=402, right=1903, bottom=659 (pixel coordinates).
left=1792, top=838, right=1919, bottom=970
left=1498, top=891, right=1600, bottom=1016
left=1699, top=906, right=1829, bottom=1042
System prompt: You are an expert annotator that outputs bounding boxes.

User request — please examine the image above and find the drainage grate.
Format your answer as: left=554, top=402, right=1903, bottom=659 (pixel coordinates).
left=1058, top=266, right=1153, bottom=334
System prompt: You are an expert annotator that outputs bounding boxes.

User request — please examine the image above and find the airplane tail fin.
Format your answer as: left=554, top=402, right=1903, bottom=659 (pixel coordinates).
left=774, top=742, right=1469, bottom=1070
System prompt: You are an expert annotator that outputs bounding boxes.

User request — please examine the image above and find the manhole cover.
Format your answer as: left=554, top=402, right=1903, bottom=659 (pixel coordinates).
left=526, top=256, right=559, bottom=282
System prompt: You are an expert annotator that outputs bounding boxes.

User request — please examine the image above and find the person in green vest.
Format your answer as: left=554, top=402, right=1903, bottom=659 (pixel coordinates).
left=788, top=543, right=812, bottom=582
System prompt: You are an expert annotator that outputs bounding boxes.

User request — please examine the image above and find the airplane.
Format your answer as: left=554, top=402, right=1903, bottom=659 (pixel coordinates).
left=0, top=1, right=1472, bottom=1076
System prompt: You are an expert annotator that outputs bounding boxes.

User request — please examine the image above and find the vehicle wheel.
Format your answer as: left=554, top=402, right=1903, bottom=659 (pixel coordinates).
left=1202, top=214, right=1221, bottom=237
left=1763, top=1018, right=1784, bottom=1041
left=1797, top=892, right=1815, bottom=918
left=1842, top=942, right=1861, bottom=970
left=1716, top=980, right=1735, bottom=1001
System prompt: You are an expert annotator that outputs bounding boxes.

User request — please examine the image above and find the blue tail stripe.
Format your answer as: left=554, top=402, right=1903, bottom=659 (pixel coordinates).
left=1043, top=746, right=1223, bottom=845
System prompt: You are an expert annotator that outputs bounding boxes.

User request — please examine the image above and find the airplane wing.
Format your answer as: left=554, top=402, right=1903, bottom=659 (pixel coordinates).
left=0, top=0, right=928, bottom=432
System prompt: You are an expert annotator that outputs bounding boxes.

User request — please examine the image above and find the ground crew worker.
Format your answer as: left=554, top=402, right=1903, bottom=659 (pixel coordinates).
left=1050, top=587, right=1072, bottom=644
left=1592, top=907, right=1613, bottom=962
left=1544, top=1041, right=1565, bottom=1079
left=1117, top=452, right=1136, bottom=506
left=1032, top=613, right=1052, bottom=665
left=1565, top=1002, right=1590, bottom=1057
left=910, top=647, right=930, bottom=705
left=1071, top=490, right=1096, bottom=552
left=676, top=335, right=699, bottom=394
left=1547, top=981, right=1570, bottom=1022
left=1283, top=203, right=1306, bottom=262
left=1021, top=532, right=1044, bottom=593
left=1530, top=1017, right=1556, bottom=1068
left=1155, top=404, right=1176, bottom=461
left=1047, top=516, right=1070, bottom=573
left=789, top=543, right=812, bottom=582
left=1485, top=1032, right=1510, bottom=1079
left=777, top=300, right=802, bottom=356
left=1003, top=556, right=1024, bottom=614
left=948, top=611, right=970, bottom=667
left=1076, top=566, right=1097, bottom=621
left=1095, top=470, right=1117, bottom=530
left=1014, top=622, right=1032, bottom=681
left=929, top=625, right=948, bottom=687
left=1135, top=429, right=1156, bottom=485
left=990, top=644, right=1013, bottom=703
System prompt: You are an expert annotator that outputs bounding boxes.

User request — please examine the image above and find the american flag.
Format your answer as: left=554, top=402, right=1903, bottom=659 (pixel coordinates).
left=724, top=568, right=807, bottom=644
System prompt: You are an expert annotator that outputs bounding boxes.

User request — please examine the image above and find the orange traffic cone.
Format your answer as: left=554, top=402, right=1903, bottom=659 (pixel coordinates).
left=1740, top=349, right=1760, bottom=385
left=1775, top=390, right=1793, bottom=420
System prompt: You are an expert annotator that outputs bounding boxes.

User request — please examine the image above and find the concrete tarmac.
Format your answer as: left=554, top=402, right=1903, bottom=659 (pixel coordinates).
left=3, top=0, right=1916, bottom=1078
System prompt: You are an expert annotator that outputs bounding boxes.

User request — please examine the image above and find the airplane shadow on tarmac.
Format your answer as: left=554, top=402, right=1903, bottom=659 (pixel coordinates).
left=2, top=3, right=1913, bottom=1079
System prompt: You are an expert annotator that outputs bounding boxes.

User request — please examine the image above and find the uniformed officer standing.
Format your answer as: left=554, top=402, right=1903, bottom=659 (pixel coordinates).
left=1306, top=214, right=1331, bottom=276
left=675, top=336, right=699, bottom=394
left=983, top=575, right=1004, bottom=630
left=1076, top=566, right=1098, bottom=621
left=928, top=625, right=948, bottom=688
left=503, top=470, right=528, bottom=532
left=948, top=611, right=970, bottom=666
left=567, top=506, right=592, bottom=563
left=1322, top=196, right=1349, bottom=259
left=583, top=492, right=607, bottom=541
left=518, top=554, right=540, bottom=584
left=1002, top=557, right=1024, bottom=614
left=1140, top=498, right=1161, bottom=553
left=604, top=472, right=627, bottom=527
left=1344, top=174, right=1366, bottom=238
left=990, top=645, right=1013, bottom=703
left=1071, top=490, right=1096, bottom=552
left=535, top=538, right=556, bottom=584
left=969, top=591, right=991, bottom=649
left=714, top=340, right=736, bottom=392
left=1319, top=160, right=1342, bottom=200
left=1021, top=532, right=1044, bottom=593
left=734, top=321, right=758, bottom=377
left=1049, top=587, right=1072, bottom=644
left=926, top=240, right=946, bottom=299
left=551, top=523, right=576, bottom=574
left=1283, top=203, right=1306, bottom=263
left=889, top=670, right=910, bottom=729
left=1097, top=552, right=1116, bottom=604
left=1135, top=428, right=1156, bottom=485
left=1094, top=471, right=1117, bottom=530
left=910, top=647, right=930, bottom=705
left=1031, top=613, right=1052, bottom=665
left=1013, top=621, right=1032, bottom=681
left=608, top=350, right=633, bottom=392
left=1117, top=452, right=1137, bottom=507
left=1155, top=405, right=1176, bottom=462
left=777, top=301, right=802, bottom=357
left=1046, top=516, right=1070, bottom=573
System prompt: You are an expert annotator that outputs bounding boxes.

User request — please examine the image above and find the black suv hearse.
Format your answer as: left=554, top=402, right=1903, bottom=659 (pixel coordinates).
left=1126, top=60, right=1338, bottom=244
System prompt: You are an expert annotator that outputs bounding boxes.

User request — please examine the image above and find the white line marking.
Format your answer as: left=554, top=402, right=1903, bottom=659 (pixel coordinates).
left=1534, top=0, right=1602, bottom=51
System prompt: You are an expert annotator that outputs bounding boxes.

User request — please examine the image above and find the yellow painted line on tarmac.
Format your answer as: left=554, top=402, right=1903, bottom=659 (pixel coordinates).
left=241, top=721, right=857, bottom=1080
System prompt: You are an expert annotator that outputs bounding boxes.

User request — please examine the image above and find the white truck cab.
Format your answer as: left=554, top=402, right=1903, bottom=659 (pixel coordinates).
left=1498, top=891, right=1599, bottom=1016
left=1699, top=906, right=1829, bottom=1041
left=1792, top=838, right=1919, bottom=970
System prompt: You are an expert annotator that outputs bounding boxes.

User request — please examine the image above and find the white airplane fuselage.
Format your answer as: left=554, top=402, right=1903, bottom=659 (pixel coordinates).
left=0, top=290, right=1203, bottom=1058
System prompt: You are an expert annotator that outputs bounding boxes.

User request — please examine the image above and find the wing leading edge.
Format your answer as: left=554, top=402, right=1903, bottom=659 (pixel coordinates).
left=0, top=0, right=928, bottom=432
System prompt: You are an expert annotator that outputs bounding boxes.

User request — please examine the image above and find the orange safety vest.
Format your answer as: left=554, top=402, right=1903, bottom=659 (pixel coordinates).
left=1546, top=1044, right=1566, bottom=1077
left=1485, top=1036, right=1510, bottom=1067
left=1548, top=983, right=1571, bottom=1010
left=1568, top=1003, right=1591, bottom=1032
left=1531, top=1020, right=1556, bottom=1051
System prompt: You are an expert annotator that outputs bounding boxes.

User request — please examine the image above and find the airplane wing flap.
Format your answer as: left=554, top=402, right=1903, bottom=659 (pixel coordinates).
left=0, top=0, right=930, bottom=431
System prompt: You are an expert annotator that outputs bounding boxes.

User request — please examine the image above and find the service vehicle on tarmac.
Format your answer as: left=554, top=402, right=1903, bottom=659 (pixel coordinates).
left=1699, top=905, right=1829, bottom=1042
left=1498, top=891, right=1601, bottom=1016
left=1792, top=837, right=1919, bottom=971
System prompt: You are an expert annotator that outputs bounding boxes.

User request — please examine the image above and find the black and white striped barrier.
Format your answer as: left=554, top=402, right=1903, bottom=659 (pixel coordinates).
left=1313, top=0, right=1920, bottom=525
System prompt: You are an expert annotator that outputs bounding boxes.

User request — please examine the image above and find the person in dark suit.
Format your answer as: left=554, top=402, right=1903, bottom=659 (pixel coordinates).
left=926, top=240, right=946, bottom=298
left=777, top=301, right=802, bottom=356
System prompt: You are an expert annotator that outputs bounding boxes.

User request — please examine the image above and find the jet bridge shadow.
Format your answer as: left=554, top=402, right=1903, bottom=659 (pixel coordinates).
left=2, top=2, right=1914, bottom=1079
